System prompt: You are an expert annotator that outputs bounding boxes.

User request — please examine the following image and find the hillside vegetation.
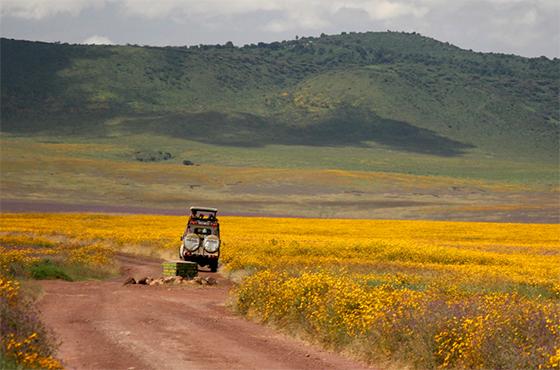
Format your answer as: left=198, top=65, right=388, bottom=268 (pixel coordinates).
left=1, top=32, right=558, bottom=162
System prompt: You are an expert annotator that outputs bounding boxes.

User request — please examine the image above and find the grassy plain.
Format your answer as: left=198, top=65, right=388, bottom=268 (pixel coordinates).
left=2, top=33, right=558, bottom=222
left=1, top=213, right=559, bottom=368
left=1, top=134, right=558, bottom=222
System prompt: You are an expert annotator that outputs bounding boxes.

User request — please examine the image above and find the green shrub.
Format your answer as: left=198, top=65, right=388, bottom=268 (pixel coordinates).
left=30, top=260, right=72, bottom=281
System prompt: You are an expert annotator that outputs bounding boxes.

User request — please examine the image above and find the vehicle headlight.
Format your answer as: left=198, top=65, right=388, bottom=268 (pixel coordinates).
left=184, top=234, right=200, bottom=251
left=203, top=235, right=220, bottom=253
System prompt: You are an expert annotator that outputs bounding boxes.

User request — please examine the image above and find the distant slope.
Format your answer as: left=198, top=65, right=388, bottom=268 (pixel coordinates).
left=1, top=32, right=558, bottom=162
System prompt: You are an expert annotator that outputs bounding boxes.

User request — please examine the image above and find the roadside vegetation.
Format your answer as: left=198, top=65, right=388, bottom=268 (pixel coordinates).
left=0, top=276, right=62, bottom=370
left=0, top=231, right=116, bottom=369
left=1, top=213, right=558, bottom=368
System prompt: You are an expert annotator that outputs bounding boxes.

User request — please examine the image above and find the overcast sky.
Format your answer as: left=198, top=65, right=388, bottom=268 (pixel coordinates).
left=1, top=0, right=558, bottom=58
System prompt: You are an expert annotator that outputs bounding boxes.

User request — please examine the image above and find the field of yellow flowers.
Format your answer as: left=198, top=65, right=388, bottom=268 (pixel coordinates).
left=1, top=213, right=559, bottom=368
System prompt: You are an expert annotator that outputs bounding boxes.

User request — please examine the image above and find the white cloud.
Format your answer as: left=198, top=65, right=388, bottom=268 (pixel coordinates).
left=519, top=9, right=537, bottom=25
left=1, top=0, right=554, bottom=28
left=118, top=0, right=429, bottom=27
left=263, top=20, right=294, bottom=33
left=82, top=35, right=113, bottom=45
left=262, top=1, right=332, bottom=31
left=0, top=0, right=432, bottom=25
left=119, top=0, right=280, bottom=19
left=331, top=0, right=428, bottom=20
left=1, top=0, right=111, bottom=19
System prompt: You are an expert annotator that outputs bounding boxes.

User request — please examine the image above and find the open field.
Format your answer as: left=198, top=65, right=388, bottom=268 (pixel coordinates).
left=2, top=34, right=557, bottom=223
left=2, top=31, right=558, bottom=370
left=1, top=213, right=559, bottom=368
left=2, top=135, right=558, bottom=222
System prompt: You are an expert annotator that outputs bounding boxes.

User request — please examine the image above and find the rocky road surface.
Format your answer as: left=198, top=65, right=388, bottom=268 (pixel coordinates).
left=37, top=254, right=371, bottom=370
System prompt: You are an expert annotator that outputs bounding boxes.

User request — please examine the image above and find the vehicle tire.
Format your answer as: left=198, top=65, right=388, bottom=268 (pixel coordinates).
left=210, top=261, right=218, bottom=273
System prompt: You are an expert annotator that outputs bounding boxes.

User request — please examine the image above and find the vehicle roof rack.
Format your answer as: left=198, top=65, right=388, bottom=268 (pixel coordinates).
left=190, top=206, right=218, bottom=213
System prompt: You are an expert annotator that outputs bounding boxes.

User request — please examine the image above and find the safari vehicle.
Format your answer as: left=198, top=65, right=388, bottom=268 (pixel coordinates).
left=179, top=207, right=220, bottom=272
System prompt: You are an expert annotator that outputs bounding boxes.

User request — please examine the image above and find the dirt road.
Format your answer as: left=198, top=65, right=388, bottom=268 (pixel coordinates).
left=37, top=254, right=371, bottom=370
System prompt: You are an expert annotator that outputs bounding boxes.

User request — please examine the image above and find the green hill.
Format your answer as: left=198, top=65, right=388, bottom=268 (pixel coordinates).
left=1, top=32, right=559, bottom=162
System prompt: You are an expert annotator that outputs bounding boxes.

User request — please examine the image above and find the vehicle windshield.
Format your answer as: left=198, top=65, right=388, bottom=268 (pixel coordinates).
left=191, top=211, right=217, bottom=220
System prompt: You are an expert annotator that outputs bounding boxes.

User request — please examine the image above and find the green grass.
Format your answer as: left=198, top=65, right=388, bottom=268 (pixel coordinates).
left=0, top=353, right=29, bottom=370
left=30, top=259, right=73, bottom=281
left=2, top=133, right=556, bottom=183
left=8, top=257, right=116, bottom=282
left=1, top=134, right=558, bottom=223
left=0, top=32, right=558, bottom=221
